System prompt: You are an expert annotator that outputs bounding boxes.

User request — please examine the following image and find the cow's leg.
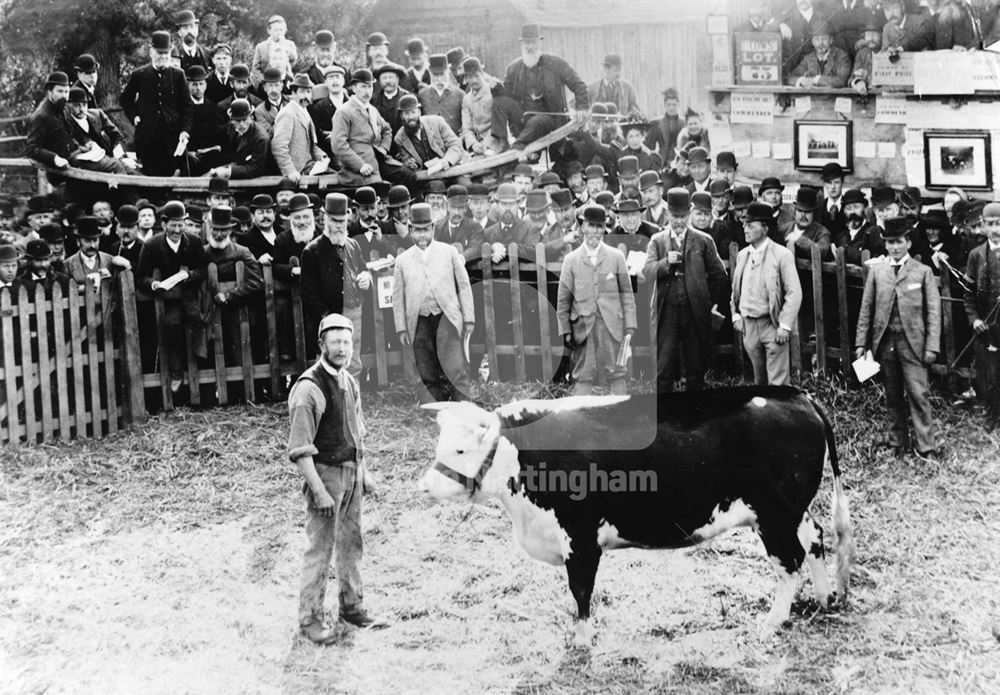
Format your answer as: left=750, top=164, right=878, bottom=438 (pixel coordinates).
left=757, top=520, right=805, bottom=633
left=798, top=512, right=832, bottom=608
left=565, top=540, right=602, bottom=647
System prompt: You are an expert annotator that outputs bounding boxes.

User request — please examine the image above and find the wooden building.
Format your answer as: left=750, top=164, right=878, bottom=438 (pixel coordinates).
left=369, top=0, right=734, bottom=118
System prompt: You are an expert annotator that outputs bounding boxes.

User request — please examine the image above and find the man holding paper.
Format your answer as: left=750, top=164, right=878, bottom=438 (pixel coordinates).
left=392, top=94, right=464, bottom=174
left=271, top=73, right=330, bottom=182
left=855, top=218, right=941, bottom=460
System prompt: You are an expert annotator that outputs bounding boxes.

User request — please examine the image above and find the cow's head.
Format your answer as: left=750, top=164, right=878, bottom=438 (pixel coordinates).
left=418, top=401, right=510, bottom=503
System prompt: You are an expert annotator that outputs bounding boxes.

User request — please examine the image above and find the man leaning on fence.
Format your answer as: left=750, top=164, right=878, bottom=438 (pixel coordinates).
left=731, top=202, right=802, bottom=386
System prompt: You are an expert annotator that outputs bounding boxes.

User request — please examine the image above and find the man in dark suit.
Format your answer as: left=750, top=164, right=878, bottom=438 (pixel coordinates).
left=828, top=0, right=881, bottom=58
left=856, top=218, right=941, bottom=459
left=484, top=183, right=542, bottom=262
left=216, top=63, right=261, bottom=116
left=121, top=31, right=193, bottom=176
left=175, top=9, right=211, bottom=75
left=964, top=202, right=1000, bottom=429
left=435, top=185, right=485, bottom=264
left=209, top=98, right=269, bottom=179
left=181, top=65, right=224, bottom=174
left=348, top=187, right=394, bottom=261
left=401, top=38, right=432, bottom=95
left=834, top=188, right=884, bottom=264
left=643, top=188, right=729, bottom=393
left=308, top=65, right=346, bottom=158
left=303, top=30, right=348, bottom=98
left=25, top=71, right=75, bottom=174
left=72, top=54, right=101, bottom=110
left=15, top=240, right=70, bottom=295
left=393, top=95, right=464, bottom=173
left=205, top=43, right=236, bottom=105
left=777, top=187, right=833, bottom=260
left=371, top=63, right=411, bottom=140
left=816, top=162, right=848, bottom=240
left=880, top=0, right=935, bottom=51
left=242, top=194, right=281, bottom=263
left=788, top=24, right=852, bottom=88
left=64, top=87, right=131, bottom=173
left=779, top=0, right=832, bottom=77
left=113, top=205, right=144, bottom=269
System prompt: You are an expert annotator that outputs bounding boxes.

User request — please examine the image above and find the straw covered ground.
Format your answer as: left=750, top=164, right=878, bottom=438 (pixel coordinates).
left=2, top=376, right=999, bottom=694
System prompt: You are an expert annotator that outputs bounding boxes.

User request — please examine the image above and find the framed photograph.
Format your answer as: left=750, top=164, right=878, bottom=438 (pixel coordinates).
left=923, top=130, right=993, bottom=191
left=794, top=120, right=853, bottom=172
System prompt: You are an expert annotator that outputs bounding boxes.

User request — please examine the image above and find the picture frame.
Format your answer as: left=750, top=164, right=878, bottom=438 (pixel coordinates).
left=793, top=120, right=853, bottom=173
left=923, top=130, right=993, bottom=191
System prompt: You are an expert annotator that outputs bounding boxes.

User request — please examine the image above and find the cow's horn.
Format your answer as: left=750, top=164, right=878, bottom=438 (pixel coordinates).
left=420, top=402, right=452, bottom=412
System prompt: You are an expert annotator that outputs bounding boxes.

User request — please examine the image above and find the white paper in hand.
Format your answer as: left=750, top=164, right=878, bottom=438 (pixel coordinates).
left=626, top=250, right=647, bottom=276
left=308, top=159, right=330, bottom=176
left=158, top=269, right=190, bottom=291
left=852, top=350, right=880, bottom=383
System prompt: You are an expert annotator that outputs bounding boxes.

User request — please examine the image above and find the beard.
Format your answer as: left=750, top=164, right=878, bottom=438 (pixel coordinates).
left=500, top=210, right=516, bottom=226
left=403, top=119, right=420, bottom=135
left=208, top=237, right=231, bottom=249
left=292, top=225, right=314, bottom=244
left=847, top=213, right=864, bottom=228
left=522, top=52, right=540, bottom=68
left=183, top=34, right=196, bottom=46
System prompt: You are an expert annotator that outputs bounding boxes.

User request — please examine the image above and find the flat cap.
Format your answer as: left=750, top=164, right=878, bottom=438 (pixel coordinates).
left=319, top=313, right=354, bottom=337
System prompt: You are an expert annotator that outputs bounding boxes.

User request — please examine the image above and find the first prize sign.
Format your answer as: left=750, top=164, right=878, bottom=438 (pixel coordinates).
left=735, top=33, right=782, bottom=86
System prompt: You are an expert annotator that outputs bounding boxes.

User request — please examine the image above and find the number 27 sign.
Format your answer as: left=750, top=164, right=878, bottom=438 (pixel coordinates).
left=734, top=33, right=783, bottom=86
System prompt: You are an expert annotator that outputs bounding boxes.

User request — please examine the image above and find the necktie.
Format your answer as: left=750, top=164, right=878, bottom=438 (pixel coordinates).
left=893, top=264, right=901, bottom=276
left=335, top=244, right=361, bottom=307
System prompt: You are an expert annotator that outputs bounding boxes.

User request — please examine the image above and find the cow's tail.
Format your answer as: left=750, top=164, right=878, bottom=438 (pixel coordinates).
left=809, top=394, right=855, bottom=604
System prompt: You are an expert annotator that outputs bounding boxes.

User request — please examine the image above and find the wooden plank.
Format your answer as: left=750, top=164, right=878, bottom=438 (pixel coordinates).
left=101, top=282, right=118, bottom=435
left=372, top=265, right=389, bottom=387
left=290, top=258, right=307, bottom=374
left=33, top=284, right=54, bottom=440
left=481, top=244, right=498, bottom=381
left=184, top=299, right=201, bottom=406
left=117, top=271, right=146, bottom=425
left=236, top=262, right=255, bottom=402
left=18, top=285, right=38, bottom=442
left=1, top=289, right=21, bottom=444
left=810, top=244, right=826, bottom=374
left=68, top=282, right=89, bottom=435
left=50, top=283, right=72, bottom=439
left=534, top=243, right=553, bottom=381
left=207, top=264, right=228, bottom=405
left=83, top=282, right=102, bottom=438
left=262, top=264, right=281, bottom=396
left=835, top=248, right=852, bottom=381
left=509, top=244, right=526, bottom=383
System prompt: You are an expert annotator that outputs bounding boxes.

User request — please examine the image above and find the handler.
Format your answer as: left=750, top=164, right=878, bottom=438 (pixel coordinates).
left=286, top=313, right=387, bottom=644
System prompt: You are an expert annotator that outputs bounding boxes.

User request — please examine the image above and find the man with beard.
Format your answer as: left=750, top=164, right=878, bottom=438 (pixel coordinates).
left=402, top=38, right=431, bottom=95
left=272, top=74, right=329, bottom=183
left=371, top=63, right=411, bottom=139
left=584, top=164, right=608, bottom=200
left=393, top=202, right=476, bottom=402
left=849, top=16, right=885, bottom=94
left=503, top=24, right=589, bottom=150
left=587, top=54, right=642, bottom=121
left=522, top=189, right=566, bottom=261
left=64, top=215, right=129, bottom=286
left=72, top=54, right=101, bottom=110
left=911, top=209, right=958, bottom=275
left=386, top=185, right=415, bottom=248
left=549, top=188, right=581, bottom=252
left=644, top=87, right=683, bottom=165
left=26, top=72, right=75, bottom=174
left=183, top=66, right=224, bottom=174
left=209, top=98, right=269, bottom=180
left=254, top=67, right=290, bottom=141
left=300, top=192, right=372, bottom=376
left=348, top=187, right=394, bottom=262
left=778, top=187, right=833, bottom=260
left=716, top=151, right=738, bottom=187
left=833, top=188, right=884, bottom=264
left=243, top=194, right=281, bottom=263
left=435, top=185, right=484, bottom=263
left=89, top=200, right=119, bottom=255
left=175, top=9, right=211, bottom=75
left=304, top=30, right=347, bottom=100
left=643, top=188, right=729, bottom=393
left=558, top=204, right=637, bottom=395
left=136, top=201, right=209, bottom=392
left=817, top=162, right=848, bottom=239
left=393, top=95, right=463, bottom=174
left=217, top=64, right=262, bottom=116
left=690, top=192, right=714, bottom=237
left=417, top=54, right=464, bottom=138
left=121, top=31, right=192, bottom=176
left=114, top=205, right=144, bottom=269
left=788, top=23, right=852, bottom=88
left=309, top=65, right=347, bottom=158
left=205, top=44, right=235, bottom=105
left=615, top=156, right=642, bottom=202
left=881, top=0, right=934, bottom=52
left=16, top=240, right=69, bottom=294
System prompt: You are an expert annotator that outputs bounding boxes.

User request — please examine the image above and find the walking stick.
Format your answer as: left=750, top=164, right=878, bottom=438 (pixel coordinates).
left=950, top=295, right=1000, bottom=370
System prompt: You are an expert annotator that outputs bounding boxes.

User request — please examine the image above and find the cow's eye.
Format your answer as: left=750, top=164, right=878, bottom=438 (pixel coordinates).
left=456, top=450, right=465, bottom=456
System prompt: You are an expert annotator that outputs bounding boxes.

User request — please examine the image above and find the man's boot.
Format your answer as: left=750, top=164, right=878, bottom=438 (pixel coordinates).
left=300, top=619, right=338, bottom=645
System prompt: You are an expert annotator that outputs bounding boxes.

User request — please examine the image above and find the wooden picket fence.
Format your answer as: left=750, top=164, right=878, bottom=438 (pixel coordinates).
left=0, top=241, right=973, bottom=445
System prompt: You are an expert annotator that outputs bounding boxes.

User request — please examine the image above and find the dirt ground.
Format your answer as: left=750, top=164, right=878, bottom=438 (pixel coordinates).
left=2, top=378, right=999, bottom=694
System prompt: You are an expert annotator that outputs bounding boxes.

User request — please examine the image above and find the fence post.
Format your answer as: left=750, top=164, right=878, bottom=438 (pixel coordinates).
left=1, top=289, right=21, bottom=444
left=835, top=248, right=851, bottom=381
left=207, top=263, right=228, bottom=405
left=535, top=243, right=554, bottom=381
left=118, top=271, right=147, bottom=425
left=289, top=257, right=307, bottom=374
left=83, top=279, right=104, bottom=437
left=68, top=281, right=90, bottom=431
left=34, top=283, right=55, bottom=440
left=811, top=245, right=826, bottom=374
left=50, top=282, right=72, bottom=438
left=509, top=243, right=526, bottom=383
left=235, top=262, right=255, bottom=402
left=18, top=285, right=38, bottom=442
left=481, top=243, right=498, bottom=381
left=939, top=271, right=956, bottom=371
left=262, top=264, right=281, bottom=396
left=100, top=279, right=119, bottom=436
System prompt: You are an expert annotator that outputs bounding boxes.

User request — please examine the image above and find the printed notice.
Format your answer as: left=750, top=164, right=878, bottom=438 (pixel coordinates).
left=855, top=141, right=877, bottom=158
left=732, top=141, right=752, bottom=157
left=833, top=97, right=853, bottom=115
left=878, top=142, right=897, bottom=159
left=871, top=52, right=914, bottom=87
left=772, top=142, right=793, bottom=159
left=751, top=141, right=770, bottom=158
left=730, top=92, right=774, bottom=124
left=903, top=129, right=925, bottom=186
left=914, top=52, right=974, bottom=95
left=875, top=96, right=907, bottom=124
left=794, top=96, right=812, bottom=114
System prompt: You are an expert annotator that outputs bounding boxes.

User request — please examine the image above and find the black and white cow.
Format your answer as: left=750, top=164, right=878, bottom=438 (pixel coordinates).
left=419, top=386, right=855, bottom=645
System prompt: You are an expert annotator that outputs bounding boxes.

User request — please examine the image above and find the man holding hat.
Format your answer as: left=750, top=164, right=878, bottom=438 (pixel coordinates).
left=963, top=202, right=1000, bottom=428
left=331, top=70, right=394, bottom=187
left=252, top=15, right=297, bottom=86
left=788, top=22, right=851, bottom=88
left=557, top=203, right=637, bottom=395
left=286, top=311, right=386, bottom=644
left=392, top=202, right=476, bottom=401
left=252, top=67, right=290, bottom=140
left=305, top=30, right=346, bottom=98
left=587, top=54, right=642, bottom=121
left=26, top=71, right=75, bottom=172
left=209, top=98, right=269, bottom=180
left=394, top=94, right=464, bottom=173
left=645, top=87, right=683, bottom=165
left=779, top=187, right=833, bottom=260
left=272, top=74, right=330, bottom=182
left=301, top=193, right=371, bottom=377
left=834, top=188, right=884, bottom=264
left=64, top=215, right=129, bottom=285
left=206, top=44, right=235, bottom=105
left=817, top=162, right=848, bottom=238
left=503, top=23, right=589, bottom=150
left=308, top=65, right=346, bottom=157
left=856, top=217, right=941, bottom=459
left=175, top=9, right=210, bottom=75
left=417, top=54, right=464, bottom=138
left=65, top=87, right=132, bottom=173
left=121, top=31, right=193, bottom=175
left=72, top=54, right=101, bottom=110
left=372, top=63, right=411, bottom=137
left=643, top=187, right=729, bottom=393
left=401, top=38, right=431, bottom=95
left=731, top=202, right=802, bottom=386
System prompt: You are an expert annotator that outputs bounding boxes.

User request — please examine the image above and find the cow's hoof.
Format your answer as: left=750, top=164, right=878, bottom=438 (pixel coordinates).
left=757, top=613, right=789, bottom=638
left=572, top=619, right=595, bottom=647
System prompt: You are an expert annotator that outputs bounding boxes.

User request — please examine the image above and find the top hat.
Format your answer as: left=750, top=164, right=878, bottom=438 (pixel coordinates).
left=322, top=192, right=350, bottom=219
left=208, top=177, right=230, bottom=195
left=350, top=68, right=374, bottom=85
left=462, top=56, right=483, bottom=75
left=374, top=63, right=406, bottom=80
left=287, top=193, right=312, bottom=213
left=175, top=9, right=198, bottom=26
left=687, top=147, right=710, bottom=165
left=366, top=32, right=389, bottom=47
left=821, top=162, right=845, bottom=182
left=746, top=201, right=776, bottom=225
left=24, top=239, right=52, bottom=260
left=186, top=65, right=208, bottom=82
left=424, top=180, right=447, bottom=196
left=639, top=170, right=661, bottom=190
left=228, top=98, right=252, bottom=120
left=603, top=53, right=622, bottom=68
left=410, top=202, right=434, bottom=227
left=314, top=30, right=335, bottom=48
left=662, top=87, right=679, bottom=100
left=871, top=186, right=897, bottom=208
left=666, top=187, right=692, bottom=215
left=398, top=94, right=420, bottom=111
left=161, top=201, right=187, bottom=221
left=691, top=192, right=712, bottom=212
left=709, top=179, right=731, bottom=197
left=446, top=184, right=469, bottom=205
left=318, top=313, right=353, bottom=338
left=579, top=204, right=607, bottom=226
left=524, top=190, right=550, bottom=212
left=45, top=71, right=70, bottom=88
left=841, top=188, right=868, bottom=206
left=151, top=31, right=172, bottom=52
left=210, top=207, right=236, bottom=229
left=0, top=244, right=18, bottom=263
left=289, top=73, right=314, bottom=91
left=612, top=198, right=646, bottom=214
left=794, top=187, right=819, bottom=211
left=758, top=177, right=784, bottom=193
left=68, top=87, right=88, bottom=103
left=74, top=54, right=100, bottom=73
left=732, top=184, right=754, bottom=207
left=406, top=37, right=427, bottom=56
left=881, top=216, right=913, bottom=240
left=428, top=54, right=449, bottom=72
left=519, top=24, right=543, bottom=41
left=617, top=156, right=640, bottom=178
left=117, top=204, right=139, bottom=226
left=551, top=188, right=574, bottom=209
left=446, top=47, right=466, bottom=66
left=354, top=187, right=378, bottom=207
left=231, top=63, right=251, bottom=80
left=38, top=223, right=65, bottom=243
left=250, top=194, right=276, bottom=210
left=716, top=151, right=738, bottom=169
left=584, top=164, right=607, bottom=180
left=494, top=183, right=519, bottom=203
left=387, top=185, right=412, bottom=208
left=74, top=216, right=101, bottom=239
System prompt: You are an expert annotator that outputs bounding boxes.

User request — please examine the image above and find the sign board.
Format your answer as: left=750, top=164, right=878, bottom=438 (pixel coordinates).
left=730, top=92, right=774, bottom=124
left=734, top=33, right=782, bottom=86
left=871, top=52, right=914, bottom=87
left=712, top=34, right=733, bottom=87
left=376, top=274, right=394, bottom=309
left=874, top=95, right=908, bottom=124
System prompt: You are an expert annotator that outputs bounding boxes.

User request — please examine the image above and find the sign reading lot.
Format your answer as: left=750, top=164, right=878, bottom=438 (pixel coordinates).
left=734, top=33, right=782, bottom=86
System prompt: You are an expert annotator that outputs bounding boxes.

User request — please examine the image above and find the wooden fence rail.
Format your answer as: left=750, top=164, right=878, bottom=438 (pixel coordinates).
left=0, top=241, right=972, bottom=445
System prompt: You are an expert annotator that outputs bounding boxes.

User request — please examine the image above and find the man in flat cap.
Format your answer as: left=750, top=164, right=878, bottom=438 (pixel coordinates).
left=964, top=202, right=1000, bottom=429
left=503, top=24, right=589, bottom=150
left=252, top=15, right=298, bottom=86
left=175, top=9, right=211, bottom=75
left=587, top=54, right=642, bottom=121
left=210, top=98, right=269, bottom=179
left=393, top=95, right=463, bottom=173
left=393, top=201, right=476, bottom=402
left=418, top=54, right=464, bottom=138
left=121, top=31, right=193, bottom=175
left=286, top=311, right=386, bottom=645
left=206, top=44, right=235, bottom=104
left=65, top=87, right=133, bottom=173
left=402, top=38, right=432, bottom=95
left=856, top=218, right=941, bottom=459
left=644, top=87, right=683, bottom=165
left=72, top=54, right=101, bottom=110
left=26, top=71, right=75, bottom=173
left=272, top=74, right=330, bottom=182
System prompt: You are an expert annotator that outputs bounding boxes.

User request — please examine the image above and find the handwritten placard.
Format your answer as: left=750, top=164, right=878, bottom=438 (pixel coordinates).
left=972, top=51, right=1000, bottom=91
left=377, top=274, right=394, bottom=309
left=712, top=34, right=733, bottom=87
left=871, top=52, right=914, bottom=87
left=795, top=96, right=812, bottom=114
left=734, top=33, right=782, bottom=86
left=730, top=92, right=774, bottom=124
left=834, top=97, right=853, bottom=115
left=875, top=95, right=908, bottom=124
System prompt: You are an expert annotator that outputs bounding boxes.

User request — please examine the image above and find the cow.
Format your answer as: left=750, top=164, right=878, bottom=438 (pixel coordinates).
left=419, top=386, right=855, bottom=646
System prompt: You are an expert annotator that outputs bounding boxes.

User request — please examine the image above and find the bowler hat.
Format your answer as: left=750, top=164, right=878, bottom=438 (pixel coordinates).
left=406, top=37, right=427, bottom=56
left=250, top=194, right=275, bottom=210
left=716, top=151, right=738, bottom=169
left=267, top=14, right=285, bottom=26
left=612, top=198, right=646, bottom=214
left=467, top=183, right=489, bottom=198
left=354, top=187, right=378, bottom=207
left=881, top=216, right=913, bottom=240
left=603, top=53, right=622, bottom=68
left=512, top=163, right=534, bottom=180
left=691, top=192, right=712, bottom=212
left=821, top=162, right=845, bottom=182
left=210, top=207, right=235, bottom=229
left=617, top=156, right=640, bottom=178
left=841, top=188, right=868, bottom=206
left=950, top=198, right=970, bottom=225
left=186, top=205, right=204, bottom=223
left=410, top=203, right=434, bottom=227
left=794, top=187, right=819, bottom=211
left=308, top=193, right=322, bottom=210
left=117, top=205, right=139, bottom=226
left=287, top=193, right=312, bottom=213
left=462, top=56, right=483, bottom=75
left=579, top=204, right=607, bottom=226
left=350, top=69, right=374, bottom=85
left=639, top=171, right=661, bottom=190
left=161, top=201, right=187, bottom=221
left=262, top=66, right=284, bottom=83
left=135, top=198, right=156, bottom=213
left=25, top=240, right=52, bottom=260
left=233, top=206, right=252, bottom=225
left=0, top=244, right=18, bottom=263
left=27, top=195, right=53, bottom=215
left=922, top=209, right=950, bottom=228
left=212, top=43, right=232, bottom=57
left=398, top=94, right=420, bottom=111
left=584, top=164, right=607, bottom=180
left=446, top=184, right=469, bottom=205
left=428, top=54, right=448, bottom=72
left=537, top=171, right=561, bottom=187
left=75, top=216, right=101, bottom=238
left=759, top=177, right=784, bottom=193
left=176, top=9, right=197, bottom=26
left=231, top=64, right=251, bottom=80
left=374, top=63, right=406, bottom=80
left=68, top=87, right=88, bottom=103
left=38, top=223, right=65, bottom=243
left=171, top=48, right=182, bottom=60
left=208, top=177, right=230, bottom=195
left=590, top=103, right=608, bottom=117
left=387, top=185, right=412, bottom=208
left=871, top=186, right=897, bottom=208
left=551, top=188, right=574, bottom=209
left=662, top=87, right=679, bottom=100
left=732, top=184, right=754, bottom=207
left=447, top=47, right=466, bottom=67
left=318, top=313, right=353, bottom=338
left=594, top=191, right=616, bottom=209
left=314, top=30, right=335, bottom=48
left=524, top=190, right=550, bottom=212
left=151, top=31, right=171, bottom=52
left=666, top=188, right=691, bottom=215
left=289, top=73, right=314, bottom=91
left=74, top=54, right=100, bottom=73
left=899, top=186, right=922, bottom=211
left=709, top=179, right=731, bottom=197
left=186, top=65, right=208, bottom=82
left=604, top=103, right=619, bottom=116
left=687, top=147, right=710, bottom=165
left=45, top=71, right=70, bottom=88
left=322, top=192, right=349, bottom=219
left=277, top=177, right=298, bottom=193
left=366, top=32, right=389, bottom=47
left=746, top=202, right=775, bottom=225
left=964, top=199, right=986, bottom=226
left=983, top=202, right=1000, bottom=219
left=519, top=24, right=543, bottom=41
left=494, top=183, right=519, bottom=203
left=228, top=98, right=252, bottom=120
left=425, top=180, right=447, bottom=196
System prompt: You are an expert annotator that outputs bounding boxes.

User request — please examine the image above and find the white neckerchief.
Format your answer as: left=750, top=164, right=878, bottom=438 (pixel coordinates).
left=82, top=253, right=98, bottom=269
left=800, top=7, right=814, bottom=22
left=72, top=114, right=90, bottom=132
left=166, top=236, right=181, bottom=253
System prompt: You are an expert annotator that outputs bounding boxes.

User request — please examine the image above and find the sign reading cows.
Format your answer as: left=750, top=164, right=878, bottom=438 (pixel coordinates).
left=735, top=33, right=782, bottom=86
